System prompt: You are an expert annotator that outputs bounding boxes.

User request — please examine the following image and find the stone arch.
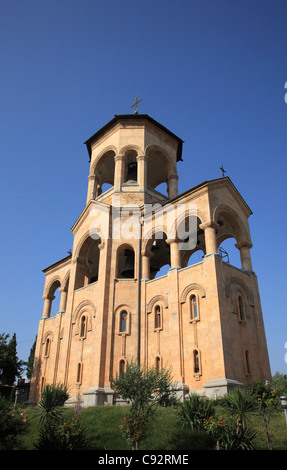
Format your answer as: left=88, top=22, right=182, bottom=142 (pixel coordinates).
left=213, top=204, right=250, bottom=245
left=145, top=144, right=177, bottom=175
left=72, top=300, right=96, bottom=334
left=119, top=144, right=144, bottom=157
left=62, top=270, right=70, bottom=292
left=74, top=232, right=102, bottom=289
left=42, top=330, right=54, bottom=344
left=146, top=294, right=168, bottom=314
left=44, top=276, right=62, bottom=298
left=74, top=230, right=103, bottom=260
left=225, top=277, right=254, bottom=307
left=90, top=145, right=118, bottom=176
left=142, top=224, right=169, bottom=255
left=180, top=283, right=206, bottom=304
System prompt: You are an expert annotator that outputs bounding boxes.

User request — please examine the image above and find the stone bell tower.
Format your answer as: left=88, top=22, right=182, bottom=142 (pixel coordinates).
left=29, top=112, right=271, bottom=406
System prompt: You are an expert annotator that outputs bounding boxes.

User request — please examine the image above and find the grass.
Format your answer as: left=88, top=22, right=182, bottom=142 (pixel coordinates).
left=17, top=404, right=287, bottom=451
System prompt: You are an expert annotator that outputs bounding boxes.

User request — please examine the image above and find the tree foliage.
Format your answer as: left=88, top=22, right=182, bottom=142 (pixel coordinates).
left=111, top=361, right=175, bottom=449
left=0, top=333, right=24, bottom=385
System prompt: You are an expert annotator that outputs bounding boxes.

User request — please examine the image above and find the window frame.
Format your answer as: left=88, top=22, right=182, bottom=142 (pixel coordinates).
left=189, top=294, right=200, bottom=323
left=154, top=304, right=163, bottom=331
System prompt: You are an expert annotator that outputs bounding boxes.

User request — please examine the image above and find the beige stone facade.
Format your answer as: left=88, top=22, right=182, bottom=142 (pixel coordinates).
left=29, top=114, right=271, bottom=406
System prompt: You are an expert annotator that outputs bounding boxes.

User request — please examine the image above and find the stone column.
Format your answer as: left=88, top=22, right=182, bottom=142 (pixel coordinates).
left=166, top=238, right=181, bottom=269
left=114, top=155, right=125, bottom=191
left=142, top=253, right=150, bottom=280
left=235, top=241, right=253, bottom=271
left=200, top=221, right=219, bottom=255
left=42, top=295, right=53, bottom=319
left=86, top=174, right=96, bottom=203
left=59, top=288, right=68, bottom=312
left=136, top=154, right=147, bottom=190
left=168, top=174, right=179, bottom=199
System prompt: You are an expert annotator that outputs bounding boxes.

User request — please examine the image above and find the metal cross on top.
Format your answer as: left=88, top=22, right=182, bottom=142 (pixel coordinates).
left=131, top=97, right=142, bottom=114
left=220, top=165, right=226, bottom=177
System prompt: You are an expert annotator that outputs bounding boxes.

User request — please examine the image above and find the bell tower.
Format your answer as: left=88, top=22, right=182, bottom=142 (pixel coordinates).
left=29, top=111, right=271, bottom=407
left=84, top=114, right=183, bottom=205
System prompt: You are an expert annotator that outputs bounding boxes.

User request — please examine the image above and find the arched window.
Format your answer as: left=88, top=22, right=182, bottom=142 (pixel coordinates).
left=154, top=305, right=162, bottom=329
left=238, top=295, right=245, bottom=321
left=155, top=356, right=161, bottom=374
left=119, top=359, right=125, bottom=374
left=117, top=248, right=135, bottom=279
left=44, top=338, right=50, bottom=357
left=80, top=315, right=87, bottom=338
left=120, top=311, right=128, bottom=333
left=193, top=350, right=200, bottom=374
left=190, top=295, right=198, bottom=321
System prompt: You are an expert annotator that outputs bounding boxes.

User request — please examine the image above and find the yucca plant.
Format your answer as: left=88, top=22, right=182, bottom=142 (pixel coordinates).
left=38, top=383, right=69, bottom=426
left=178, top=394, right=214, bottom=430
left=222, top=387, right=256, bottom=433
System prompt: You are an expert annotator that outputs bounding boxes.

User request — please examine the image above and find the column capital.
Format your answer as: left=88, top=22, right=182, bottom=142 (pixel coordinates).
left=136, top=154, right=147, bottom=161
left=199, top=220, right=219, bottom=231
left=42, top=294, right=55, bottom=301
left=165, top=237, right=179, bottom=245
left=168, top=174, right=179, bottom=181
left=235, top=240, right=253, bottom=250
left=114, top=154, right=125, bottom=162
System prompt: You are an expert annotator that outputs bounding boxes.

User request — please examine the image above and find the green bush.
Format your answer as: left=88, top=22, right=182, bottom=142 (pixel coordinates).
left=178, top=394, right=214, bottom=430
left=0, top=396, right=29, bottom=450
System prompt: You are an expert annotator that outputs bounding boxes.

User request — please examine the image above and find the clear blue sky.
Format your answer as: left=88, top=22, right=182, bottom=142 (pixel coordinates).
left=0, top=0, right=286, bottom=376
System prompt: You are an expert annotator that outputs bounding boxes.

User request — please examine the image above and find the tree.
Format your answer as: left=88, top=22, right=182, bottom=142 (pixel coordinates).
left=0, top=333, right=24, bottom=385
left=246, top=378, right=280, bottom=450
left=26, top=337, right=36, bottom=380
left=111, top=361, right=174, bottom=450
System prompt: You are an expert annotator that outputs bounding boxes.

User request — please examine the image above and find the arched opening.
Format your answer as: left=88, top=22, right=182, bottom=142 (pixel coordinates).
left=75, top=236, right=101, bottom=290
left=92, top=150, right=115, bottom=197
left=215, top=207, right=251, bottom=270
left=51, top=284, right=61, bottom=316
left=146, top=146, right=174, bottom=197
left=178, top=216, right=206, bottom=268
left=217, top=237, right=241, bottom=269
left=117, top=246, right=135, bottom=279
left=148, top=232, right=171, bottom=280
left=124, top=150, right=138, bottom=184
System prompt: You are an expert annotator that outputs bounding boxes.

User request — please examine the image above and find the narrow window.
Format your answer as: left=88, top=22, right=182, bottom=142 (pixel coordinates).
left=190, top=295, right=198, bottom=320
left=155, top=356, right=161, bottom=374
left=41, top=377, right=45, bottom=394
left=245, top=350, right=251, bottom=374
left=44, top=338, right=50, bottom=357
left=154, top=305, right=162, bottom=329
left=77, top=363, right=82, bottom=383
left=193, top=350, right=200, bottom=374
left=119, top=360, right=125, bottom=374
left=238, top=295, right=245, bottom=321
left=80, top=315, right=86, bottom=338
left=120, top=311, right=127, bottom=333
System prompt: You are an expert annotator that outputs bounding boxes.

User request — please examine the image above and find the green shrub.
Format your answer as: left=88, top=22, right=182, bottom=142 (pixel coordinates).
left=178, top=394, right=214, bottom=430
left=0, top=402, right=29, bottom=450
